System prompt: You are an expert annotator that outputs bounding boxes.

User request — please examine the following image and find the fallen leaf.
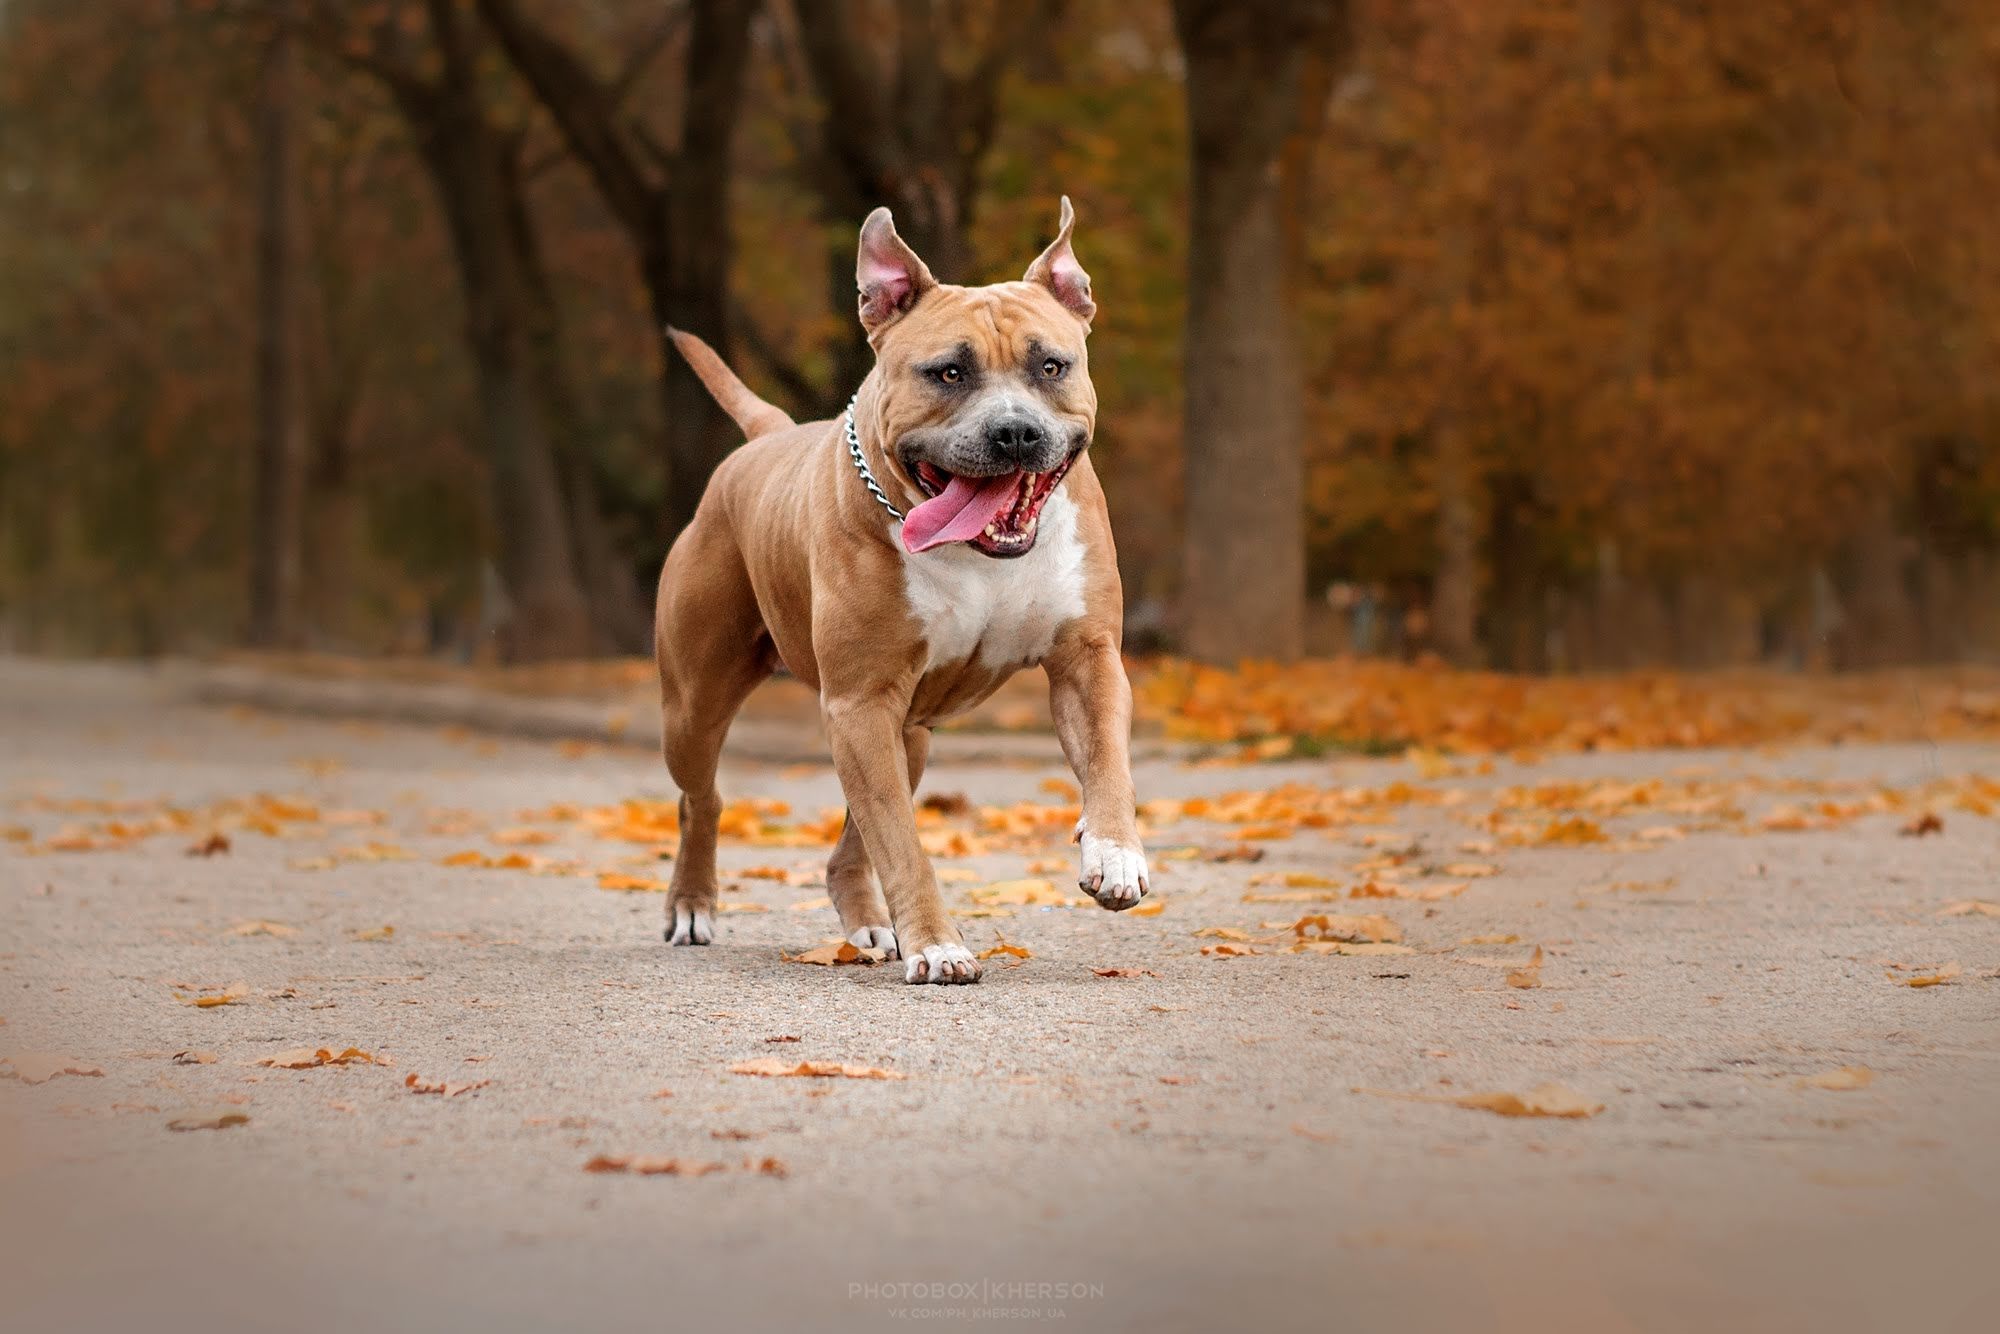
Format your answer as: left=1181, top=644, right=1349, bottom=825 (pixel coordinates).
left=171, top=1050, right=218, bottom=1065
left=351, top=925, right=395, bottom=942
left=1938, top=900, right=2000, bottom=918
left=167, top=1110, right=249, bottom=1132
left=1, top=1053, right=105, bottom=1084
left=729, top=1059, right=906, bottom=1080
left=786, top=941, right=882, bottom=967
left=186, top=833, right=232, bottom=857
left=583, top=1155, right=727, bottom=1176
left=752, top=1156, right=789, bottom=1178
left=1291, top=1123, right=1338, bottom=1143
left=258, top=1047, right=383, bottom=1069
left=1443, top=863, right=1498, bottom=878
left=1201, top=942, right=1261, bottom=956
left=492, top=827, right=557, bottom=846
left=919, top=791, right=973, bottom=817
left=1507, top=946, right=1545, bottom=990
left=1291, top=913, right=1403, bottom=944
left=1899, top=812, right=1944, bottom=837
left=1356, top=1082, right=1604, bottom=1118
left=1127, top=897, right=1166, bottom=917
left=968, top=878, right=1069, bottom=907
left=977, top=934, right=1032, bottom=960
left=788, top=896, right=833, bottom=912
left=598, top=871, right=668, bottom=892
left=178, top=981, right=250, bottom=1008
left=1291, top=940, right=1416, bottom=956
left=226, top=920, right=297, bottom=938
left=1888, top=962, right=1961, bottom=988
left=405, top=1073, right=490, bottom=1097
left=1796, top=1066, right=1874, bottom=1091
left=1192, top=927, right=1253, bottom=941
left=1094, top=967, right=1159, bottom=978
left=1461, top=933, right=1519, bottom=945
left=1201, top=844, right=1265, bottom=863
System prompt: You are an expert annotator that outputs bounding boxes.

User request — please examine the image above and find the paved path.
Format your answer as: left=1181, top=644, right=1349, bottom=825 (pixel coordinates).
left=2, top=658, right=1996, bottom=1332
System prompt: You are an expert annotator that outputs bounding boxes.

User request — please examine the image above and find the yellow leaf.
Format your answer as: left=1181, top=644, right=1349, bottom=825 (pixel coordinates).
left=1192, top=927, right=1253, bottom=940
left=968, top=878, right=1069, bottom=907
left=1507, top=946, right=1545, bottom=989
left=226, top=920, right=297, bottom=937
left=598, top=871, right=669, bottom=892
left=1888, top=962, right=1961, bottom=988
left=178, top=981, right=250, bottom=1008
left=1443, top=863, right=1498, bottom=878
left=351, top=925, right=395, bottom=942
left=1796, top=1066, right=1873, bottom=1091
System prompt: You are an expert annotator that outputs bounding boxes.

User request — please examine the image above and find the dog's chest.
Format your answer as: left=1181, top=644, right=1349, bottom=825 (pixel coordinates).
left=897, top=492, right=1086, bottom=675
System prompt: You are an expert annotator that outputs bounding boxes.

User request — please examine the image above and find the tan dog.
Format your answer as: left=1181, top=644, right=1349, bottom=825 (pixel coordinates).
left=655, top=198, right=1147, bottom=984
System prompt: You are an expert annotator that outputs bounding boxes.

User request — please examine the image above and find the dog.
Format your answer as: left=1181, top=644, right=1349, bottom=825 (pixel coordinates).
left=655, top=198, right=1147, bottom=984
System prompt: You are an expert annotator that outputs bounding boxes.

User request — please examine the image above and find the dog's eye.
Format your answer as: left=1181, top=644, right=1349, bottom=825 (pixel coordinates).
left=1040, top=358, right=1066, bottom=380
left=934, top=365, right=963, bottom=385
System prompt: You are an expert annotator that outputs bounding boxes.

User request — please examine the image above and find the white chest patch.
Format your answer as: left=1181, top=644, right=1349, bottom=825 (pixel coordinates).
left=896, top=491, right=1087, bottom=675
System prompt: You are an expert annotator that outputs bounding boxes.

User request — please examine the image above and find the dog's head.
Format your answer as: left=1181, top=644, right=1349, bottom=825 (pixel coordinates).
left=855, top=198, right=1098, bottom=558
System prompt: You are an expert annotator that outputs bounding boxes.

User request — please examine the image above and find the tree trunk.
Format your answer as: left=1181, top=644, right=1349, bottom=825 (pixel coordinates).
left=393, top=54, right=590, bottom=661
left=1173, top=1, right=1348, bottom=663
left=473, top=0, right=755, bottom=550
left=248, top=15, right=307, bottom=648
left=1431, top=416, right=1482, bottom=664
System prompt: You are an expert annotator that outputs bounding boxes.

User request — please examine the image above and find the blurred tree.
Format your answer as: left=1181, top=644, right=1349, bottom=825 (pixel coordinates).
left=310, top=0, right=599, bottom=659
left=473, top=0, right=755, bottom=543
left=249, top=5, right=308, bottom=647
left=1173, top=0, right=1350, bottom=663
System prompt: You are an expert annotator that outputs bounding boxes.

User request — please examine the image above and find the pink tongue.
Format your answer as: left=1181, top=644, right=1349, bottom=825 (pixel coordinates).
left=900, top=472, right=1023, bottom=553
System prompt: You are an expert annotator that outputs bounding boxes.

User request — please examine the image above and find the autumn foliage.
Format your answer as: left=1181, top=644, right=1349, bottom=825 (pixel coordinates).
left=1, top=0, right=1996, bottom=668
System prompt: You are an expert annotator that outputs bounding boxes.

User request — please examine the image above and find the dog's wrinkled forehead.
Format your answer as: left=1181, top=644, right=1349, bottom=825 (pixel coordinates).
left=882, top=285, right=1086, bottom=380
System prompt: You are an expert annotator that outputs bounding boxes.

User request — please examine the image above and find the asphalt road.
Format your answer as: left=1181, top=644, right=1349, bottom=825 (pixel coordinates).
left=2, top=657, right=1996, bottom=1333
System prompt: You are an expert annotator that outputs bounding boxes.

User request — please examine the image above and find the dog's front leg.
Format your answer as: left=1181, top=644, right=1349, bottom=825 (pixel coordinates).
left=822, top=694, right=981, bottom=985
left=1047, top=628, right=1149, bottom=910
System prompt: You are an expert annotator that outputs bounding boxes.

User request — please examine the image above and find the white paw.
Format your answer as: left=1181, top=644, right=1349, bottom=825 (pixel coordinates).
left=1078, top=821, right=1149, bottom=912
left=666, top=902, right=714, bottom=946
left=903, top=941, right=982, bottom=985
left=848, top=925, right=900, bottom=960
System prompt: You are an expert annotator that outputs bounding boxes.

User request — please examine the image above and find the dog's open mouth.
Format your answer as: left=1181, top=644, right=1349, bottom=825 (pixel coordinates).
left=900, top=453, right=1076, bottom=558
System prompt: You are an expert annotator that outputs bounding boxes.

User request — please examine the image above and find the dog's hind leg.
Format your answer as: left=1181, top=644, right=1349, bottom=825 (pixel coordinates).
left=656, top=527, right=770, bottom=947
left=825, top=725, right=929, bottom=958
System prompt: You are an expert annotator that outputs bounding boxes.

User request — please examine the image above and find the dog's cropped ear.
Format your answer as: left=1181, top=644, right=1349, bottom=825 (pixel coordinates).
left=1023, top=195, right=1094, bottom=326
left=857, top=207, right=936, bottom=336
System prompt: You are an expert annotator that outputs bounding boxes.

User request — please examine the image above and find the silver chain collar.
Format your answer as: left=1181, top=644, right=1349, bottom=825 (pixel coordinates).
left=844, top=395, right=904, bottom=522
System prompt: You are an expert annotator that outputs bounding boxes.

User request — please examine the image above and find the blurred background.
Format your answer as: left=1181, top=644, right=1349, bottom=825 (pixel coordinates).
left=3, top=0, right=1997, bottom=673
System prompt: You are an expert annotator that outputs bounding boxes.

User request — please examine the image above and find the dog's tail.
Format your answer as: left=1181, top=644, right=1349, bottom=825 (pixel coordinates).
left=666, top=327, right=796, bottom=440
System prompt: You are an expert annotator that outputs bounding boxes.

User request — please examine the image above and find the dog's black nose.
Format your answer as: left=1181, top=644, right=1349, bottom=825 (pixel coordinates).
left=988, top=417, right=1047, bottom=464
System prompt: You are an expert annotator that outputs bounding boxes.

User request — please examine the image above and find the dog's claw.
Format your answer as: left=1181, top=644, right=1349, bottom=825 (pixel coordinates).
left=666, top=903, right=715, bottom=946
left=848, top=925, right=900, bottom=960
left=904, top=941, right=981, bottom=985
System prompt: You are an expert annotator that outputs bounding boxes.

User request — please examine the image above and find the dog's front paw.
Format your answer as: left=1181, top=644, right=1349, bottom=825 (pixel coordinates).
left=1077, top=820, right=1149, bottom=911
left=665, top=901, right=715, bottom=946
left=848, top=925, right=900, bottom=960
left=904, top=940, right=981, bottom=985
